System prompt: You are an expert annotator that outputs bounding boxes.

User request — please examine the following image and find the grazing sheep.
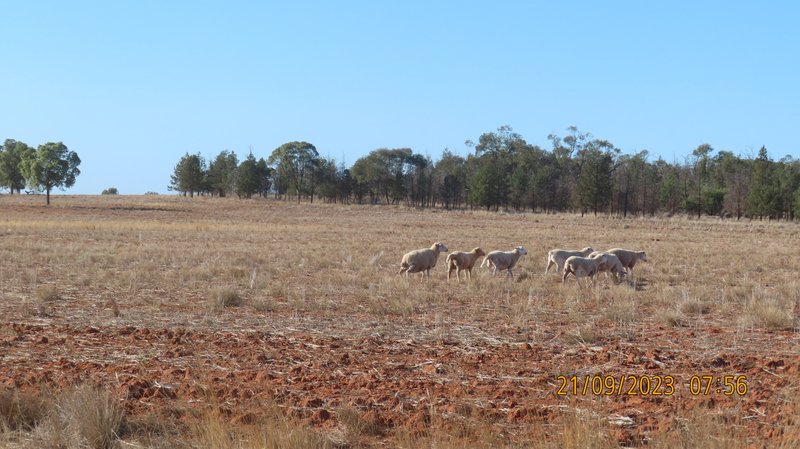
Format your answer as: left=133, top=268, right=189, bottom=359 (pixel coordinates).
left=588, top=251, right=626, bottom=283
left=562, top=255, right=606, bottom=287
left=398, top=242, right=449, bottom=279
left=545, top=247, right=594, bottom=274
left=446, top=247, right=486, bottom=281
left=481, top=246, right=528, bottom=279
left=607, top=248, right=648, bottom=277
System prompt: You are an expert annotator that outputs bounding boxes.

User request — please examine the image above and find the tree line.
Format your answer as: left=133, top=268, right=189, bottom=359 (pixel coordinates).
left=168, top=126, right=800, bottom=220
left=0, top=139, right=81, bottom=205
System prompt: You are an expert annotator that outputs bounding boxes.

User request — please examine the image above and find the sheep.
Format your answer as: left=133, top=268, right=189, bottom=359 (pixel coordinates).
left=562, top=254, right=607, bottom=287
left=446, top=247, right=486, bottom=281
left=606, top=248, right=648, bottom=278
left=588, top=251, right=626, bottom=283
left=398, top=242, right=449, bottom=279
left=544, top=247, right=594, bottom=274
left=481, top=246, right=528, bottom=279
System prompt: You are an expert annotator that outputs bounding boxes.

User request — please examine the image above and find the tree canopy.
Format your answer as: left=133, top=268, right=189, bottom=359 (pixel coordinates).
left=20, top=142, right=81, bottom=205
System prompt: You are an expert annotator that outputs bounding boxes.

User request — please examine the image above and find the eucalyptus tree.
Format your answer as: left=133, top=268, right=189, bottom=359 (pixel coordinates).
left=434, top=149, right=467, bottom=209
left=20, top=142, right=81, bottom=205
left=268, top=141, right=320, bottom=202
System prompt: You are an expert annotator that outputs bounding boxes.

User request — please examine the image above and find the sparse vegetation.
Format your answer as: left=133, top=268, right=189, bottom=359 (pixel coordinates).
left=35, top=285, right=60, bottom=302
left=1, top=195, right=798, bottom=448
left=210, top=287, right=244, bottom=310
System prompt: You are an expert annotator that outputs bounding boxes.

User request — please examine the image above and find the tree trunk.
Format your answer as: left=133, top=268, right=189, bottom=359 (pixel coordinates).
left=46, top=187, right=51, bottom=205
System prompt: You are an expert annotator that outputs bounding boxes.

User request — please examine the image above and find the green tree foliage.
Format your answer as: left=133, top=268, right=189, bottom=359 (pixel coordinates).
left=163, top=132, right=800, bottom=221
left=207, top=150, right=239, bottom=197
left=0, top=139, right=33, bottom=194
left=20, top=142, right=81, bottom=205
left=747, top=146, right=780, bottom=219
left=575, top=140, right=617, bottom=216
left=268, top=141, right=320, bottom=202
left=101, top=187, right=119, bottom=195
left=435, top=150, right=466, bottom=210
left=169, top=153, right=206, bottom=197
left=689, top=144, right=714, bottom=218
left=235, top=153, right=259, bottom=199
left=350, top=148, right=423, bottom=205
left=255, top=157, right=273, bottom=197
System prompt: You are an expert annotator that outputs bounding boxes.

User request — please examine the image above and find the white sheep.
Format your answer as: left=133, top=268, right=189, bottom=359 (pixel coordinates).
left=562, top=255, right=606, bottom=287
left=446, top=247, right=486, bottom=281
left=481, top=246, right=528, bottom=279
left=398, top=242, right=449, bottom=279
left=607, top=248, right=648, bottom=278
left=545, top=247, right=594, bottom=274
left=588, top=251, right=626, bottom=283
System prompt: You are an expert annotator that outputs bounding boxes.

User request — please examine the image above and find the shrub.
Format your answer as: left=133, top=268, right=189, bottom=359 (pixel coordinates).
left=101, top=187, right=119, bottom=195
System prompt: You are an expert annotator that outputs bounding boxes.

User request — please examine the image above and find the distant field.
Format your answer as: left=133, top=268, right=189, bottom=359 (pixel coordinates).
left=1, top=195, right=798, bottom=448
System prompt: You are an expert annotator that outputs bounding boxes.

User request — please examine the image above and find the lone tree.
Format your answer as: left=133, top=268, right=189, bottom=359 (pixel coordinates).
left=20, top=142, right=81, bottom=205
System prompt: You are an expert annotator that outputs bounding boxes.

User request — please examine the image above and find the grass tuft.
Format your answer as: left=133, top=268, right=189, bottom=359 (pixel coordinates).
left=210, top=287, right=244, bottom=310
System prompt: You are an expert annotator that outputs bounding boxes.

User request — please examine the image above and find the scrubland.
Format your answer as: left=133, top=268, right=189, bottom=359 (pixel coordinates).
left=0, top=195, right=798, bottom=448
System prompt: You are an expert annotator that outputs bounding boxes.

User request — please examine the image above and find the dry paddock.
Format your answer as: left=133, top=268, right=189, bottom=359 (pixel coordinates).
left=0, top=194, right=798, bottom=448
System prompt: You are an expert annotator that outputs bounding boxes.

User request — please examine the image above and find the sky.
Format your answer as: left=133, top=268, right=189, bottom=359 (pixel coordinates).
left=2, top=1, right=799, bottom=195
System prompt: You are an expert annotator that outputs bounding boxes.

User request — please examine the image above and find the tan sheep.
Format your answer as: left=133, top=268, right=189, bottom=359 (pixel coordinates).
left=588, top=251, right=626, bottom=283
left=545, top=247, right=594, bottom=274
left=481, top=246, right=528, bottom=279
left=607, top=248, right=648, bottom=278
left=446, top=247, right=486, bottom=281
left=398, top=242, right=449, bottom=279
left=562, top=254, right=607, bottom=287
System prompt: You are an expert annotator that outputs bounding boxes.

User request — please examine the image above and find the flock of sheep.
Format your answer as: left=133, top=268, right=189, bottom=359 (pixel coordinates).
left=398, top=242, right=647, bottom=287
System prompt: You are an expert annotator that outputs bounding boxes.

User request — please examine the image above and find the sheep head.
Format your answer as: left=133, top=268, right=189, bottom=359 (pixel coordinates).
left=433, top=242, right=449, bottom=253
left=515, top=246, right=528, bottom=256
left=472, top=247, right=486, bottom=257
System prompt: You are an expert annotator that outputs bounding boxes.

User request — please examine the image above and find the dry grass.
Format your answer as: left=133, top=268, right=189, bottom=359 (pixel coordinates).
left=209, top=286, right=244, bottom=310
left=1, top=195, right=800, bottom=448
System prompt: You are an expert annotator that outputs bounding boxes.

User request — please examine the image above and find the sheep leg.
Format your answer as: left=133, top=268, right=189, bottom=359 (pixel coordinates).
left=562, top=269, right=570, bottom=284
left=545, top=259, right=554, bottom=274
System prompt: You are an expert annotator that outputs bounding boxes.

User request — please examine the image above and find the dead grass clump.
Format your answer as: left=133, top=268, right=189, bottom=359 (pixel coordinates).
left=603, top=299, right=637, bottom=325
left=649, top=410, right=747, bottom=449
left=210, top=287, right=244, bottom=310
left=678, top=297, right=711, bottom=316
left=738, top=289, right=794, bottom=331
left=36, top=285, right=60, bottom=302
left=569, top=322, right=603, bottom=345
left=35, top=384, right=124, bottom=449
left=331, top=407, right=383, bottom=446
left=194, top=407, right=333, bottom=449
left=0, top=389, right=48, bottom=431
left=561, top=409, right=620, bottom=449
left=657, top=309, right=687, bottom=327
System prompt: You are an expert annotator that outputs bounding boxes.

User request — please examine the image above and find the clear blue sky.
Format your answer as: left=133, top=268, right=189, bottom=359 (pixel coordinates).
left=2, top=1, right=798, bottom=194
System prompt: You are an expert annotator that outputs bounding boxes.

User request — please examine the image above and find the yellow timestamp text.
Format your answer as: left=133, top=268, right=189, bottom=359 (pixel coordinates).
left=555, top=375, right=748, bottom=396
